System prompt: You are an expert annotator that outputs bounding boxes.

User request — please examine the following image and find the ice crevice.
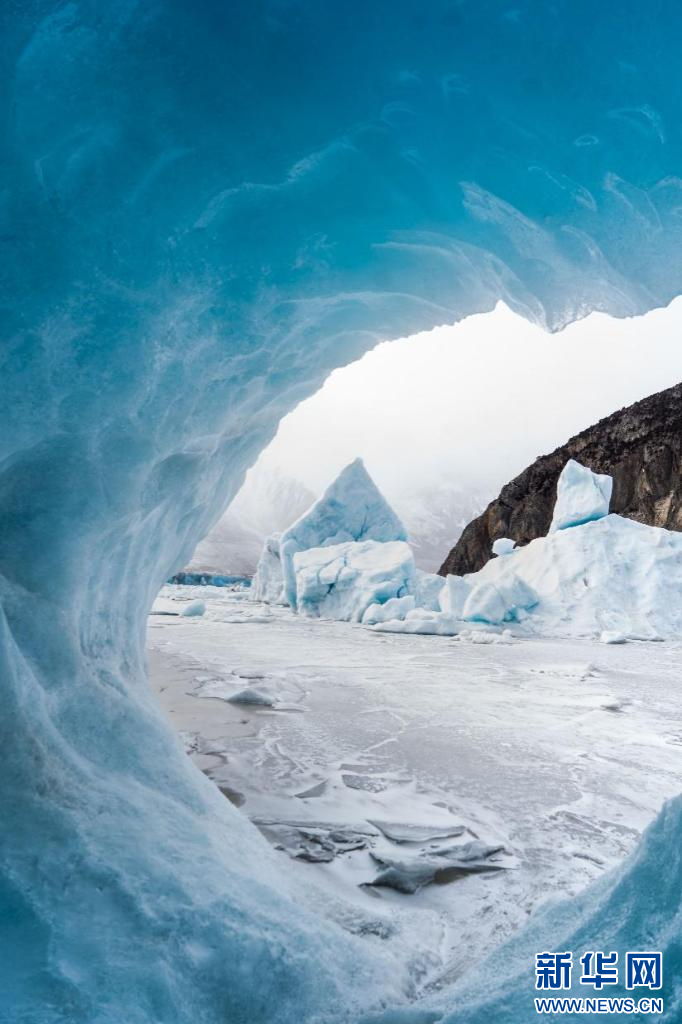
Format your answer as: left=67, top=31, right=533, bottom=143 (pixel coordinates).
left=4, top=1, right=682, bottom=1021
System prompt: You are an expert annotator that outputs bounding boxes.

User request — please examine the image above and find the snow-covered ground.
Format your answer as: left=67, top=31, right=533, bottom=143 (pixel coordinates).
left=148, top=584, right=682, bottom=997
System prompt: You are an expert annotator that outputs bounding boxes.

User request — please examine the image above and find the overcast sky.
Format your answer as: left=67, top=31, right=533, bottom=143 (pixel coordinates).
left=241, top=300, right=682, bottom=506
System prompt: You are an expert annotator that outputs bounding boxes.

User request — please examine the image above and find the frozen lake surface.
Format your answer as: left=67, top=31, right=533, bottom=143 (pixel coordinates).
left=148, top=584, right=682, bottom=995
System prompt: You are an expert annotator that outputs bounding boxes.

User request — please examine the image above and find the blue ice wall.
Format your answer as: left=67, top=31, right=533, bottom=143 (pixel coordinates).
left=441, top=795, right=682, bottom=1021
left=3, top=1, right=682, bottom=1021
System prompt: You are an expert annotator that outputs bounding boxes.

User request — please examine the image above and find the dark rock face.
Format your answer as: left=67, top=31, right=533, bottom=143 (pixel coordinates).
left=439, top=382, right=682, bottom=577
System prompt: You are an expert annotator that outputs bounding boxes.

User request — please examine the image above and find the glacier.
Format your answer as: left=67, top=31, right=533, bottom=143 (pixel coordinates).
left=5, top=0, right=682, bottom=1021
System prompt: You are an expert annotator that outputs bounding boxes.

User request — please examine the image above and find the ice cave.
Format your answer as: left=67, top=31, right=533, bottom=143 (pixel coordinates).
left=3, top=1, right=682, bottom=1021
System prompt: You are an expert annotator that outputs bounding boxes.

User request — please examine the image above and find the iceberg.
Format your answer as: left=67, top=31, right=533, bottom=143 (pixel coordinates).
left=391, top=460, right=682, bottom=639
left=455, top=492, right=682, bottom=639
left=179, top=597, right=206, bottom=617
left=363, top=594, right=417, bottom=625
left=438, top=575, right=471, bottom=618
left=294, top=540, right=416, bottom=622
left=5, top=0, right=682, bottom=1020
left=414, top=570, right=445, bottom=611
left=549, top=458, right=613, bottom=533
left=370, top=609, right=461, bottom=636
left=280, top=459, right=407, bottom=608
left=462, top=575, right=539, bottom=625
left=252, top=533, right=286, bottom=604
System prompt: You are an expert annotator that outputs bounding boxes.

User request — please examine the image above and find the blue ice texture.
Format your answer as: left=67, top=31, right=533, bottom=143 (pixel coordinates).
left=294, top=539, right=416, bottom=622
left=280, top=458, right=407, bottom=608
left=4, top=0, right=682, bottom=1021
left=550, top=459, right=613, bottom=533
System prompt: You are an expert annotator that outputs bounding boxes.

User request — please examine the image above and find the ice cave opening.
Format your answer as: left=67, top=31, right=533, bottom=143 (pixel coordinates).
left=146, top=299, right=682, bottom=1019
left=5, top=1, right=682, bottom=1022
left=193, top=299, right=682, bottom=579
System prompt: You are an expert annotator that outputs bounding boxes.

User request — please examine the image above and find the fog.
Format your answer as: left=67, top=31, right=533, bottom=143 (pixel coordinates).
left=242, top=300, right=682, bottom=507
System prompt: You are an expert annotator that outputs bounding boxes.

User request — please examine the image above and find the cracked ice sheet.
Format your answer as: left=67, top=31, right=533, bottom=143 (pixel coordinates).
left=147, top=585, right=682, bottom=994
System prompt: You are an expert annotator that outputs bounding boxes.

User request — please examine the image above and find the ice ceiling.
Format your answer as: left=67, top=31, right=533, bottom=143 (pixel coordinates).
left=3, top=1, right=682, bottom=1021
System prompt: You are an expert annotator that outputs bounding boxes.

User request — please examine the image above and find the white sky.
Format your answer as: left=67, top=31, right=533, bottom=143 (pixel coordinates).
left=244, top=300, right=682, bottom=505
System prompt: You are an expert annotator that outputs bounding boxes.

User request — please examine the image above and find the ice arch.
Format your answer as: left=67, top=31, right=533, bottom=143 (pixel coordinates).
left=3, top=1, right=682, bottom=1021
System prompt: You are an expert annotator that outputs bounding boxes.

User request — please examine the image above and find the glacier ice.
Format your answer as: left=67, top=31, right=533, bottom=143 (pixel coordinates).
left=462, top=511, right=682, bottom=639
left=438, top=575, right=471, bottom=618
left=294, top=540, right=416, bottom=622
left=363, top=595, right=417, bottom=625
left=370, top=609, right=460, bottom=636
left=251, top=469, right=440, bottom=627
left=431, top=795, right=682, bottom=1022
left=6, top=0, right=682, bottom=1020
left=280, top=459, right=407, bottom=608
left=549, top=458, right=613, bottom=532
left=381, top=462, right=682, bottom=640
left=414, top=570, right=445, bottom=611
left=250, top=464, right=416, bottom=625
left=462, top=575, right=539, bottom=625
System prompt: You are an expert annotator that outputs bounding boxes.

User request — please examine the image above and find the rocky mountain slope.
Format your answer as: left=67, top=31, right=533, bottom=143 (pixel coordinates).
left=439, top=382, right=682, bottom=577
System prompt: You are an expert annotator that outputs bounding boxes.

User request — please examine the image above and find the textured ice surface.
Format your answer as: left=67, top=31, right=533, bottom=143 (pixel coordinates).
left=379, top=499, right=682, bottom=638
left=294, top=540, right=416, bottom=622
left=414, top=570, right=444, bottom=611
left=179, top=598, right=206, bottom=617
left=6, top=0, right=682, bottom=1020
left=438, top=575, right=471, bottom=617
left=549, top=459, right=613, bottom=532
left=463, top=513, right=682, bottom=638
left=368, top=841, right=506, bottom=894
left=252, top=533, right=286, bottom=604
left=368, top=821, right=467, bottom=844
left=399, top=512, right=682, bottom=638
left=462, top=575, right=539, bottom=625
left=433, top=796, right=682, bottom=1022
left=280, top=459, right=407, bottom=608
left=363, top=595, right=417, bottom=625
left=150, top=592, right=682, bottom=1022
left=491, top=537, right=516, bottom=556
left=370, top=610, right=461, bottom=635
